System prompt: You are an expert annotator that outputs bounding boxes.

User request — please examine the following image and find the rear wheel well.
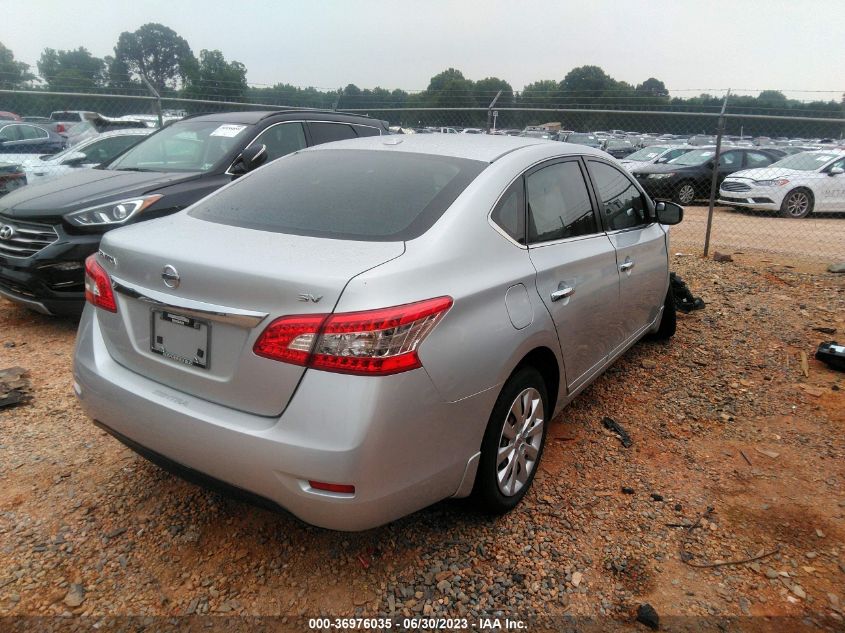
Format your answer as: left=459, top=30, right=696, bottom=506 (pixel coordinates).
left=513, top=347, right=560, bottom=414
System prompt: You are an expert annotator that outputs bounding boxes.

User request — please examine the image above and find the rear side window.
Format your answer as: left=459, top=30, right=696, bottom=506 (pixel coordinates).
left=352, top=125, right=381, bottom=137
left=588, top=161, right=650, bottom=231
left=526, top=161, right=597, bottom=244
left=190, top=149, right=486, bottom=241
left=491, top=179, right=525, bottom=244
left=308, top=122, right=357, bottom=145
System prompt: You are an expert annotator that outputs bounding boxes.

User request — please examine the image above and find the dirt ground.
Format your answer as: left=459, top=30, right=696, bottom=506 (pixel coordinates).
left=671, top=205, right=845, bottom=262
left=0, top=252, right=844, bottom=632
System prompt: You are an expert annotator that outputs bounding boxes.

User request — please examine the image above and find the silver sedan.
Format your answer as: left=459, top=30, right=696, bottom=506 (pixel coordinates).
left=73, top=134, right=683, bottom=530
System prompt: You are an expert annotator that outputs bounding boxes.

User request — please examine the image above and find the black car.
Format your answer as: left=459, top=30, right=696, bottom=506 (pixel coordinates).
left=565, top=133, right=602, bottom=149
left=631, top=147, right=786, bottom=204
left=601, top=138, right=637, bottom=158
left=0, top=123, right=67, bottom=155
left=0, top=110, right=388, bottom=316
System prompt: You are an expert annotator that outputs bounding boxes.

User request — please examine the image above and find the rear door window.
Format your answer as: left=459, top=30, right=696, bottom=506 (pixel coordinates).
left=745, top=151, right=774, bottom=168
left=190, top=149, right=486, bottom=241
left=308, top=122, right=357, bottom=145
left=526, top=160, right=598, bottom=244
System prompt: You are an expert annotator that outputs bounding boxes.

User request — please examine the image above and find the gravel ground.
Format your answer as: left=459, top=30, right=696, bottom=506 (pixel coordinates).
left=0, top=253, right=843, bottom=631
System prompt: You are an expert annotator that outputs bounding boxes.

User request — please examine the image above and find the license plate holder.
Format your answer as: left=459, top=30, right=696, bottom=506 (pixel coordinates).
left=150, top=310, right=210, bottom=370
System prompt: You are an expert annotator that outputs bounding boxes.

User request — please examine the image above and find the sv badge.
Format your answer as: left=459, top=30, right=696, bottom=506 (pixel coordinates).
left=297, top=293, right=323, bottom=303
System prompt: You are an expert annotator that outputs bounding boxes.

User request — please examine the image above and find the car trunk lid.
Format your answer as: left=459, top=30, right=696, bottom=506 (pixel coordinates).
left=95, top=214, right=404, bottom=416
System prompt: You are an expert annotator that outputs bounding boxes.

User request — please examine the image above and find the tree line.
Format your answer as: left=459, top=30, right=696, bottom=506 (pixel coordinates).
left=0, top=23, right=842, bottom=136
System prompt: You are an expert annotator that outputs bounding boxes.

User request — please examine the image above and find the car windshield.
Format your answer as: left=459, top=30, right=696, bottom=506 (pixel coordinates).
left=769, top=152, right=841, bottom=171
left=626, top=146, right=671, bottom=161
left=606, top=140, right=631, bottom=148
left=107, top=120, right=252, bottom=173
left=190, top=149, right=487, bottom=241
left=668, top=149, right=715, bottom=166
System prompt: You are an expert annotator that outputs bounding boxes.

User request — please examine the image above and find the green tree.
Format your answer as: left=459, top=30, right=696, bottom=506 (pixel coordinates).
left=559, top=65, right=626, bottom=106
left=520, top=79, right=560, bottom=107
left=474, top=77, right=515, bottom=107
left=424, top=68, right=477, bottom=108
left=113, top=23, right=196, bottom=92
left=183, top=49, right=247, bottom=100
left=635, top=77, right=668, bottom=97
left=37, top=47, right=106, bottom=91
left=0, top=42, right=34, bottom=89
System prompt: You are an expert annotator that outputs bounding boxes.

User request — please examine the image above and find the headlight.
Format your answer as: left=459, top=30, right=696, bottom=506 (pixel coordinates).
left=647, top=173, right=675, bottom=179
left=752, top=179, right=789, bottom=187
left=64, top=195, right=163, bottom=227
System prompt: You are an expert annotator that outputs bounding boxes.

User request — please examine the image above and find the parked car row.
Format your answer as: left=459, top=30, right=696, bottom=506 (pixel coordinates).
left=2, top=110, right=685, bottom=530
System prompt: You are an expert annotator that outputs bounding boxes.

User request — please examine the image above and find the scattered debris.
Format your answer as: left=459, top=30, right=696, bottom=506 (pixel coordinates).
left=799, top=351, right=810, bottom=377
left=713, top=252, right=733, bottom=263
left=650, top=493, right=664, bottom=502
left=739, top=449, right=753, bottom=465
left=670, top=272, right=705, bottom=313
left=0, top=367, right=31, bottom=409
left=754, top=448, right=780, bottom=459
left=63, top=584, right=85, bottom=608
left=812, top=326, right=837, bottom=335
left=828, top=262, right=845, bottom=273
left=815, top=341, right=845, bottom=371
left=621, top=486, right=635, bottom=495
left=635, top=603, right=660, bottom=630
left=682, top=547, right=780, bottom=569
left=601, top=417, right=632, bottom=448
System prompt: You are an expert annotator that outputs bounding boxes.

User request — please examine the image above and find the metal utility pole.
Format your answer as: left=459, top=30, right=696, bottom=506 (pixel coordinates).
left=141, top=76, right=163, bottom=128
left=703, top=89, right=730, bottom=258
left=487, top=90, right=503, bottom=134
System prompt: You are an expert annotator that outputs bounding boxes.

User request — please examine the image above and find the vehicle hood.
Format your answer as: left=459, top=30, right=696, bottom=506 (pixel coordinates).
left=0, top=168, right=202, bottom=218
left=723, top=167, right=806, bottom=181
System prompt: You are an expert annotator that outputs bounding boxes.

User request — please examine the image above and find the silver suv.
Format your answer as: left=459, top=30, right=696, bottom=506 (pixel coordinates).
left=73, top=135, right=682, bottom=530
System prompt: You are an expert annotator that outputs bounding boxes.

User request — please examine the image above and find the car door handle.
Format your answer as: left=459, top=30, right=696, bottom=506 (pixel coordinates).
left=550, top=286, right=575, bottom=302
left=619, top=261, right=635, bottom=272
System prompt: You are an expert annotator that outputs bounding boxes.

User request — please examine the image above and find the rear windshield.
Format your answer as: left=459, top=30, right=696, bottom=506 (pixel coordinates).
left=190, top=149, right=486, bottom=241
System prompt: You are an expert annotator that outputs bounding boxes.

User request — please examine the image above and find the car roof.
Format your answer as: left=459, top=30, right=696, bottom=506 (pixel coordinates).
left=184, top=109, right=379, bottom=125
left=305, top=134, right=608, bottom=163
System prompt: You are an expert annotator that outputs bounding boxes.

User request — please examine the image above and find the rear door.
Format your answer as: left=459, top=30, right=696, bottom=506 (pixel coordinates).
left=526, top=158, right=620, bottom=392
left=586, top=159, right=668, bottom=352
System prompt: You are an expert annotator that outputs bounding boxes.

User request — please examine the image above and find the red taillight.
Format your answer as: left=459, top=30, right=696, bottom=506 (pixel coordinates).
left=84, top=254, right=117, bottom=312
left=253, top=296, right=452, bottom=376
left=308, top=481, right=355, bottom=494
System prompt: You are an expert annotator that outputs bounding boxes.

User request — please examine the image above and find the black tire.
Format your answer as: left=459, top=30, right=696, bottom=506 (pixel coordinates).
left=779, top=188, right=813, bottom=219
left=672, top=181, right=696, bottom=205
left=474, top=366, right=549, bottom=514
left=650, top=284, right=677, bottom=340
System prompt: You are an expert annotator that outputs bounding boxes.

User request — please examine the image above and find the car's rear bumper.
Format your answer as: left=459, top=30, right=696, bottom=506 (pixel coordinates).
left=73, top=307, right=496, bottom=531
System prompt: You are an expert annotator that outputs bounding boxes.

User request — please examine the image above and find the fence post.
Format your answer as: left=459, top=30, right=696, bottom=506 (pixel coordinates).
left=141, top=77, right=163, bottom=128
left=487, top=90, right=503, bottom=134
left=703, top=89, right=730, bottom=258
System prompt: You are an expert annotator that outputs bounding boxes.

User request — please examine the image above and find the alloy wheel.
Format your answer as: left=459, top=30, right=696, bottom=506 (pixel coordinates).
left=785, top=191, right=810, bottom=217
left=677, top=184, right=695, bottom=205
left=496, top=387, right=545, bottom=497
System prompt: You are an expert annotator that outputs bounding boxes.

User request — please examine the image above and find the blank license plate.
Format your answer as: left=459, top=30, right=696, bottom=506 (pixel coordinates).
left=150, top=310, right=210, bottom=369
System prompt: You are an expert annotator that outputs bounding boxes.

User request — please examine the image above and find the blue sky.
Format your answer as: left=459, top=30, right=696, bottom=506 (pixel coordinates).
left=6, top=0, right=844, bottom=100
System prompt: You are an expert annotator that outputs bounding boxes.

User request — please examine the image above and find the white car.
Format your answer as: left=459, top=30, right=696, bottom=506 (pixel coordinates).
left=619, top=145, right=698, bottom=172
left=17, top=129, right=152, bottom=186
left=718, top=150, right=845, bottom=218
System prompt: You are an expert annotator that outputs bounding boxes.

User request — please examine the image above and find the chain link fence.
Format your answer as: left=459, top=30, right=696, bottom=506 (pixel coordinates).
left=1, top=89, right=843, bottom=263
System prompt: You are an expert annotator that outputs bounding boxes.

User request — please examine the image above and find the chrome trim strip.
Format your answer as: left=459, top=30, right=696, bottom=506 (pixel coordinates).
left=111, top=277, right=268, bottom=328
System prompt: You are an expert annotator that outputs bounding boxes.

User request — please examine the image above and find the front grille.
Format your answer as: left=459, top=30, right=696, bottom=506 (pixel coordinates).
left=0, top=215, right=59, bottom=258
left=721, top=181, right=751, bottom=192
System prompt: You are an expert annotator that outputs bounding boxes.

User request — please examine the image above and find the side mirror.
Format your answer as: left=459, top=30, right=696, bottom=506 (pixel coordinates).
left=62, top=151, right=89, bottom=166
left=654, top=200, right=683, bottom=225
left=829, top=167, right=844, bottom=176
left=231, top=144, right=268, bottom=175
